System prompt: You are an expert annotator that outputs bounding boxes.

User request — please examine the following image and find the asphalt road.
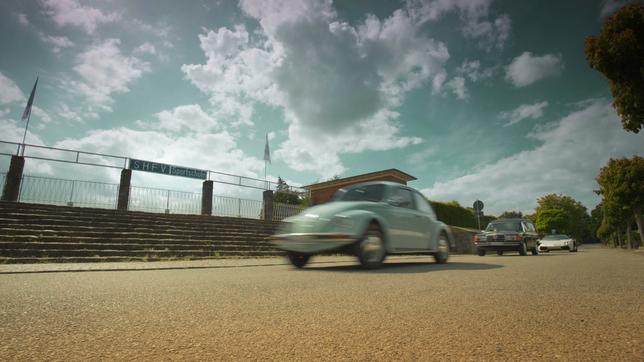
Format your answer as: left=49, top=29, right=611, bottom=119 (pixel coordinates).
left=1, top=245, right=643, bottom=361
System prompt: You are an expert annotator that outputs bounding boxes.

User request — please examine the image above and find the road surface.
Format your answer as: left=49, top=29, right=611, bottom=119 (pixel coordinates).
left=1, top=245, right=642, bottom=361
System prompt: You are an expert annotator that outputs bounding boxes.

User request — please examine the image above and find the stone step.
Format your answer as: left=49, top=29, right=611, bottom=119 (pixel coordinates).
left=0, top=227, right=274, bottom=240
left=0, top=241, right=275, bottom=251
left=0, top=248, right=280, bottom=258
left=0, top=203, right=282, bottom=227
left=0, top=253, right=284, bottom=264
left=0, top=216, right=278, bottom=234
left=0, top=235, right=273, bottom=245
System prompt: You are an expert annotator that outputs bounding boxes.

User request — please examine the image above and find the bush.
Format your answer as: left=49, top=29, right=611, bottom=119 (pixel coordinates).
left=430, top=201, right=477, bottom=229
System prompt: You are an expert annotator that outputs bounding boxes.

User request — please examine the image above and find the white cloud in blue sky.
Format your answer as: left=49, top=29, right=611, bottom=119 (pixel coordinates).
left=505, top=52, right=564, bottom=87
left=0, top=0, right=643, bottom=214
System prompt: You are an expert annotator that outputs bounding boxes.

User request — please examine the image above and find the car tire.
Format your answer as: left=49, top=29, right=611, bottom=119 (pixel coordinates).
left=477, top=249, right=486, bottom=256
left=434, top=233, right=449, bottom=264
left=519, top=241, right=527, bottom=256
left=287, top=251, right=310, bottom=268
left=357, top=223, right=386, bottom=269
left=496, top=250, right=504, bottom=256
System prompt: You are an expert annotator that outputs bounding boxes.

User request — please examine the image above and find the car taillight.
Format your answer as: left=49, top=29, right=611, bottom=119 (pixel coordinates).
left=515, top=235, right=523, bottom=241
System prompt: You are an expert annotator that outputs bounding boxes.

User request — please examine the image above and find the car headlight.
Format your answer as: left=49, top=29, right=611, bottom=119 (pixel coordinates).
left=330, top=216, right=354, bottom=231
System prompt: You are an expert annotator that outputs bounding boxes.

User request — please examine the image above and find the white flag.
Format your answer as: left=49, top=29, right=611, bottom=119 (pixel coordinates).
left=263, top=133, right=271, bottom=164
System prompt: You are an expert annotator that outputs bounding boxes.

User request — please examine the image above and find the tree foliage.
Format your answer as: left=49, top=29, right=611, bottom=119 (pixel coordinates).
left=429, top=200, right=477, bottom=229
left=596, top=156, right=644, bottom=246
left=535, top=208, right=569, bottom=235
left=535, top=194, right=591, bottom=240
left=584, top=4, right=644, bottom=133
left=273, top=177, right=301, bottom=205
left=498, top=211, right=523, bottom=219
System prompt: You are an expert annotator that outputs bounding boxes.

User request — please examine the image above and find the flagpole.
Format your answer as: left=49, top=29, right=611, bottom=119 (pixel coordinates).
left=19, top=110, right=32, bottom=157
left=19, top=75, right=38, bottom=157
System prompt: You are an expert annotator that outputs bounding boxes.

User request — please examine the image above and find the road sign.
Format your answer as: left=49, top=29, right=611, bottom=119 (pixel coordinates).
left=473, top=200, right=484, bottom=212
left=129, top=158, right=207, bottom=180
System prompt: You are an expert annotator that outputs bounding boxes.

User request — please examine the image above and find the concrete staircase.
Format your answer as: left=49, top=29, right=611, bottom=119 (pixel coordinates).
left=0, top=201, right=282, bottom=263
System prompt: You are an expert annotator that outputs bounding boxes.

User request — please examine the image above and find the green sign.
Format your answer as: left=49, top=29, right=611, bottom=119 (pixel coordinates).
left=129, top=158, right=207, bottom=180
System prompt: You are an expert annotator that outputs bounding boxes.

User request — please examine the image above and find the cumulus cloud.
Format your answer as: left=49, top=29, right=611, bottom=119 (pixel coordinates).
left=422, top=99, right=644, bottom=214
left=600, top=0, right=642, bottom=17
left=445, top=77, right=468, bottom=100
left=38, top=33, right=75, bottom=53
left=64, top=39, right=149, bottom=114
left=152, top=104, right=219, bottom=133
left=134, top=42, right=157, bottom=56
left=40, top=0, right=120, bottom=34
left=456, top=59, right=494, bottom=82
left=183, top=0, right=449, bottom=177
left=505, top=51, right=563, bottom=87
left=406, top=0, right=511, bottom=51
left=0, top=72, right=25, bottom=104
left=499, top=101, right=549, bottom=127
left=17, top=13, right=29, bottom=26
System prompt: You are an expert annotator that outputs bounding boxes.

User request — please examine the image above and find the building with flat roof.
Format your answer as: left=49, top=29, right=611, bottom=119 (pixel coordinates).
left=304, top=169, right=417, bottom=205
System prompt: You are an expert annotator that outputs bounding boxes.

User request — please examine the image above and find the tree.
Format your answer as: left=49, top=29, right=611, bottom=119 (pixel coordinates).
left=584, top=4, right=644, bottom=133
left=535, top=194, right=591, bottom=240
left=498, top=211, right=523, bottom=219
left=535, top=208, right=569, bottom=235
left=596, top=156, right=644, bottom=247
left=273, top=177, right=300, bottom=205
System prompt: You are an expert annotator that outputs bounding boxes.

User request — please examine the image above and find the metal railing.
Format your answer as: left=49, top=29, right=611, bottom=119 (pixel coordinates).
left=129, top=186, right=202, bottom=214
left=213, top=195, right=263, bottom=219
left=0, top=140, right=309, bottom=194
left=17, top=174, right=119, bottom=209
left=273, top=202, right=304, bottom=221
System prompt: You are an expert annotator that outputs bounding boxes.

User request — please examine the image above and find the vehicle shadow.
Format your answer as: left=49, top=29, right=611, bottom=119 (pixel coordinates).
left=302, top=261, right=503, bottom=274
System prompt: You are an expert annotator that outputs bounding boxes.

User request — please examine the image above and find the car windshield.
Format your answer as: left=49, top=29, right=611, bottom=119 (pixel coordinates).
left=485, top=221, right=522, bottom=232
left=542, top=234, right=569, bottom=240
left=333, top=184, right=385, bottom=202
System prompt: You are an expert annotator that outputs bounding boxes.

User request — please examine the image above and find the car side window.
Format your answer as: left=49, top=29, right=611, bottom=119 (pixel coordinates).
left=527, top=222, right=536, bottom=232
left=413, top=192, right=436, bottom=219
left=389, top=188, right=414, bottom=209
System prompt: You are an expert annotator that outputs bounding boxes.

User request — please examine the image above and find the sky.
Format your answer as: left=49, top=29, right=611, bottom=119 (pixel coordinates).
left=0, top=0, right=642, bottom=215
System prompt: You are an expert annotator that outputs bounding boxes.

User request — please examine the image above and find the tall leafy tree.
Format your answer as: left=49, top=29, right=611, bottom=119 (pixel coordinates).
left=498, top=211, right=523, bottom=219
left=584, top=4, right=644, bottom=133
left=535, top=208, right=569, bottom=235
left=274, top=176, right=300, bottom=205
left=596, top=156, right=644, bottom=246
left=535, top=194, right=591, bottom=240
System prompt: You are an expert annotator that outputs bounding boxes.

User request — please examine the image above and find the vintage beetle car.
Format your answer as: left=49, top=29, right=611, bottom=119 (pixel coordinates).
left=474, top=218, right=540, bottom=256
left=538, top=234, right=578, bottom=252
left=269, top=181, right=454, bottom=269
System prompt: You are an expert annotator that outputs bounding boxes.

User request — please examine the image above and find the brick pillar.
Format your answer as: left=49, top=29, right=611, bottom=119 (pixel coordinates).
left=117, top=169, right=131, bottom=211
left=1, top=155, right=25, bottom=202
left=263, top=190, right=273, bottom=221
left=201, top=180, right=213, bottom=215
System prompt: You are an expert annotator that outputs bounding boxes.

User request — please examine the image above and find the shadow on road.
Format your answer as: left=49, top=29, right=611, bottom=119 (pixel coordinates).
left=303, top=261, right=503, bottom=274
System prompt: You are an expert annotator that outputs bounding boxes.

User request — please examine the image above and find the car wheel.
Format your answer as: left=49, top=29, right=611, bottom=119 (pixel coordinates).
left=357, top=223, right=386, bottom=269
left=519, top=241, right=527, bottom=256
left=477, top=248, right=486, bottom=256
left=496, top=250, right=504, bottom=256
left=434, top=233, right=449, bottom=264
left=287, top=251, right=310, bottom=268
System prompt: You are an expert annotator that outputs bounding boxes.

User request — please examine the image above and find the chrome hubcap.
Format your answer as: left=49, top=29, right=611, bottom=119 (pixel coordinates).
left=362, top=235, right=384, bottom=262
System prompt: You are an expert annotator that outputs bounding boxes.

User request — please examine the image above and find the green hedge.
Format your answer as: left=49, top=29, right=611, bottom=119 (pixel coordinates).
left=430, top=201, right=478, bottom=229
